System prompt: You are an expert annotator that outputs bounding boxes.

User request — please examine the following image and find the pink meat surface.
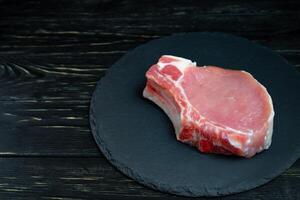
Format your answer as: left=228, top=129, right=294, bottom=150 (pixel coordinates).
left=143, top=55, right=274, bottom=157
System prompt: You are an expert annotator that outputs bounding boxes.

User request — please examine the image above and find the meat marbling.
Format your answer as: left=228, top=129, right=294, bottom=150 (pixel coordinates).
left=143, top=55, right=274, bottom=157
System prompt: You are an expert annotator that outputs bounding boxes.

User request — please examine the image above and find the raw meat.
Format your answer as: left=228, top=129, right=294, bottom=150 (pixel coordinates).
left=143, top=55, right=274, bottom=157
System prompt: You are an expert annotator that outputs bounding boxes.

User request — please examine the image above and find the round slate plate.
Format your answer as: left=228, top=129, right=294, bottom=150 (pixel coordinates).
left=90, top=32, right=300, bottom=197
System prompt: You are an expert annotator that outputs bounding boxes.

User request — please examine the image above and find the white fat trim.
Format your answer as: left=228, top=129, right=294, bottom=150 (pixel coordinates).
left=143, top=84, right=182, bottom=136
left=163, top=55, right=194, bottom=63
left=227, top=135, right=242, bottom=149
left=157, top=55, right=196, bottom=72
left=264, top=84, right=275, bottom=149
left=264, top=101, right=274, bottom=149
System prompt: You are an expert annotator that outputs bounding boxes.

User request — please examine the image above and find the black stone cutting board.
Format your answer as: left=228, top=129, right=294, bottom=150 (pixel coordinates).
left=90, top=32, right=300, bottom=197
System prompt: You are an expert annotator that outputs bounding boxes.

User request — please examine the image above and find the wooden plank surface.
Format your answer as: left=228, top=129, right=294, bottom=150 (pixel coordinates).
left=0, top=0, right=299, bottom=155
left=0, top=0, right=299, bottom=199
left=0, top=157, right=299, bottom=200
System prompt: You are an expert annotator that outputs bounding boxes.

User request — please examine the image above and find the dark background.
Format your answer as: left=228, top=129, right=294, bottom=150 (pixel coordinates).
left=0, top=0, right=299, bottom=199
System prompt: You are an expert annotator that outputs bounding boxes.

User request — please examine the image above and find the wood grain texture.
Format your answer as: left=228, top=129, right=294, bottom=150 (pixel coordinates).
left=0, top=158, right=299, bottom=200
left=0, top=0, right=299, bottom=199
left=0, top=0, right=299, bottom=156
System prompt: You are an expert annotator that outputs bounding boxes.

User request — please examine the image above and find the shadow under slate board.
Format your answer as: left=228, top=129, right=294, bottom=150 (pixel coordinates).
left=90, top=32, right=300, bottom=197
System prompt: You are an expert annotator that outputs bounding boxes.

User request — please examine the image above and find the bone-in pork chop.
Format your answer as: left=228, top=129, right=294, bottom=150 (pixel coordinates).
left=143, top=55, right=274, bottom=157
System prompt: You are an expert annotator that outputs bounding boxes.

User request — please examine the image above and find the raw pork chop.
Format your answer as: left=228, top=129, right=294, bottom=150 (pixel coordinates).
left=143, top=55, right=274, bottom=157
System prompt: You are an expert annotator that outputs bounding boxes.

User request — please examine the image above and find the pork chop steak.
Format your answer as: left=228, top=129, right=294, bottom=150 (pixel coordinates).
left=143, top=55, right=274, bottom=157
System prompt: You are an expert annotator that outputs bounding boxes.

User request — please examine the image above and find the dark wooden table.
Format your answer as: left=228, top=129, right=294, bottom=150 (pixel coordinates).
left=0, top=0, right=299, bottom=199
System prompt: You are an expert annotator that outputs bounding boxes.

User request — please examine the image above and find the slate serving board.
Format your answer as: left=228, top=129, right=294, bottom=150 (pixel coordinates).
left=89, top=32, right=300, bottom=197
